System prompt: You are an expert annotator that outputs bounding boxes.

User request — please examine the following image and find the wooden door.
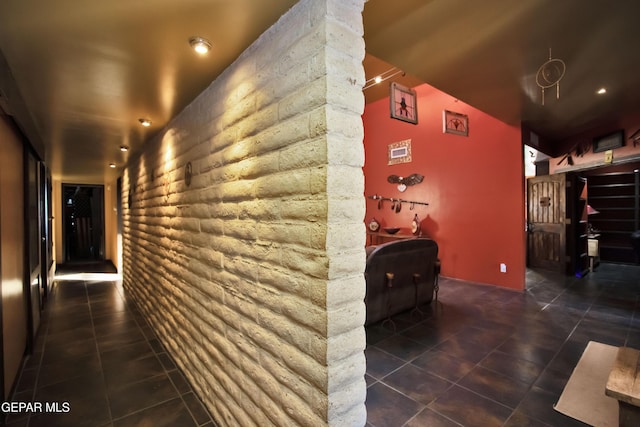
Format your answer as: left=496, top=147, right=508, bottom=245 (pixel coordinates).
left=527, top=174, right=566, bottom=271
left=1, top=115, right=27, bottom=399
left=25, top=151, right=42, bottom=347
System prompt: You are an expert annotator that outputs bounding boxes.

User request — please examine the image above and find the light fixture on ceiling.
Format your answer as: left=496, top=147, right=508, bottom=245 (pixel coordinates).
left=138, top=118, right=152, bottom=127
left=596, top=88, right=607, bottom=95
left=120, top=145, right=129, bottom=152
left=109, top=163, right=116, bottom=169
left=189, top=36, right=212, bottom=54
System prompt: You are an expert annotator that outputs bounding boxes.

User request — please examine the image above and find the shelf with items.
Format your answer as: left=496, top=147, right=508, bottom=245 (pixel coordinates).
left=366, top=230, right=422, bottom=246
left=566, top=174, right=590, bottom=277
left=366, top=194, right=429, bottom=246
left=583, top=170, right=639, bottom=264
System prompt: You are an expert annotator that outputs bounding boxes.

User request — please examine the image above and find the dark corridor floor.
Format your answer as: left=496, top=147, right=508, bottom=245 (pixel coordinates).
left=4, top=263, right=640, bottom=426
left=4, top=264, right=215, bottom=427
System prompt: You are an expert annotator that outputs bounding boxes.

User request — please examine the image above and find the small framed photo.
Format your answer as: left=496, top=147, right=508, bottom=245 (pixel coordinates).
left=593, top=129, right=624, bottom=153
left=443, top=110, right=468, bottom=136
left=390, top=82, right=418, bottom=124
left=388, top=139, right=412, bottom=165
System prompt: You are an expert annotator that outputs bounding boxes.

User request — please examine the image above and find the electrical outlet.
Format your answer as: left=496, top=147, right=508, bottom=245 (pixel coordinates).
left=500, top=263, right=507, bottom=273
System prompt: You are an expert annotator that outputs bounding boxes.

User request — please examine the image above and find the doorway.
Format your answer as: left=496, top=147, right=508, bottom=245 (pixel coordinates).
left=526, top=174, right=566, bottom=272
left=62, top=184, right=105, bottom=263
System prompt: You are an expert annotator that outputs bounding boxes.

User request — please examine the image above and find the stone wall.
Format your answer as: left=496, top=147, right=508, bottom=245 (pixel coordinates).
left=121, top=0, right=367, bottom=425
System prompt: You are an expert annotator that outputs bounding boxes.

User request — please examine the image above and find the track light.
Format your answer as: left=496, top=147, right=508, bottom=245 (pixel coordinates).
left=363, top=67, right=406, bottom=90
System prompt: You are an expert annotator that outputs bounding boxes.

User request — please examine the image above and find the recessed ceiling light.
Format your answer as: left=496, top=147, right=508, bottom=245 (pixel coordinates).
left=189, top=36, right=212, bottom=54
left=374, top=76, right=382, bottom=84
left=120, top=145, right=129, bottom=152
left=138, top=118, right=152, bottom=127
left=597, top=88, right=607, bottom=95
left=109, top=163, right=116, bottom=168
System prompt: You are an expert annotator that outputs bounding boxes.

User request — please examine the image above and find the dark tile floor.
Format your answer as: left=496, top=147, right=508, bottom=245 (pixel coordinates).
left=5, top=262, right=639, bottom=427
left=365, top=263, right=640, bottom=427
left=4, top=263, right=216, bottom=427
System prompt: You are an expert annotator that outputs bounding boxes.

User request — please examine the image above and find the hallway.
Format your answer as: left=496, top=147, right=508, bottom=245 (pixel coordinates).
left=5, top=264, right=215, bottom=427
left=4, top=262, right=640, bottom=426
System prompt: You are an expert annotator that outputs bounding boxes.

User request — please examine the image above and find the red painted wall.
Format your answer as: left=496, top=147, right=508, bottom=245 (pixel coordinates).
left=363, top=83, right=526, bottom=289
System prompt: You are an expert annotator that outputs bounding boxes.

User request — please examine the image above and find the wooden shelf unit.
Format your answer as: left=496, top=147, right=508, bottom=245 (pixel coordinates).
left=586, top=170, right=640, bottom=264
left=566, top=174, right=590, bottom=277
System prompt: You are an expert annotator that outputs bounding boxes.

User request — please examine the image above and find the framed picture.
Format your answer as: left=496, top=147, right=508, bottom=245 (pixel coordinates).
left=443, top=110, right=469, bottom=136
left=388, top=139, right=412, bottom=165
left=593, top=129, right=625, bottom=153
left=390, top=82, right=418, bottom=124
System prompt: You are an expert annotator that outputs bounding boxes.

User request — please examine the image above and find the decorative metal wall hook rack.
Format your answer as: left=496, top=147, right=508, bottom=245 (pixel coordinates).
left=368, top=194, right=429, bottom=207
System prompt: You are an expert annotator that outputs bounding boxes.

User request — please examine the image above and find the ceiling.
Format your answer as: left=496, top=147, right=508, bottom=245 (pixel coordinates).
left=1, top=0, right=639, bottom=182
left=363, top=0, right=640, bottom=143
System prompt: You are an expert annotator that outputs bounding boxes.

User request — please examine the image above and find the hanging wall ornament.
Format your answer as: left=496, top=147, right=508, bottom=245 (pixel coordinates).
left=185, top=161, right=193, bottom=187
left=536, top=48, right=566, bottom=105
left=387, top=173, right=424, bottom=192
left=411, top=214, right=421, bottom=236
